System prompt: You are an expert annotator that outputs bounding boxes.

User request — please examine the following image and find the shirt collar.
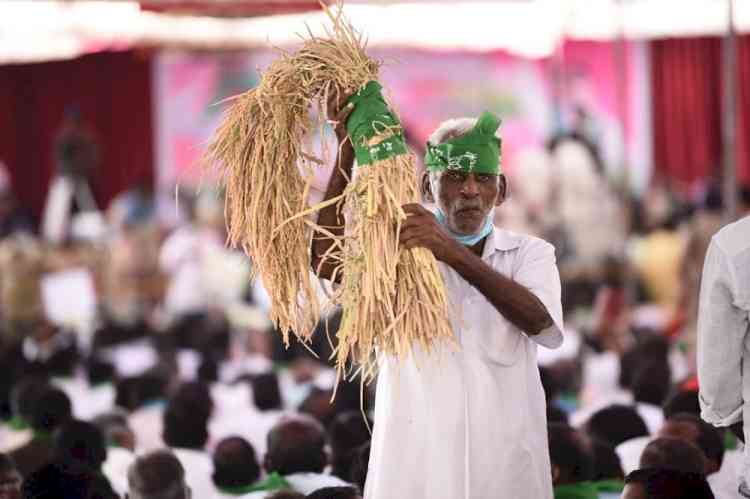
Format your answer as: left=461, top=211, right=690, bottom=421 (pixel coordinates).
left=482, top=226, right=521, bottom=258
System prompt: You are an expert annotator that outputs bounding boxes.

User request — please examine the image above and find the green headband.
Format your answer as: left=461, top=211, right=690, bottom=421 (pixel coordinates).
left=424, top=112, right=502, bottom=175
left=344, top=81, right=409, bottom=166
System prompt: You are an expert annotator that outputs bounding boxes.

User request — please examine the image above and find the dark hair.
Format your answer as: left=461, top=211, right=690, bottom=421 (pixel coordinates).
left=624, top=468, right=714, bottom=499
left=54, top=420, right=107, bottom=470
left=267, top=492, right=305, bottom=499
left=620, top=335, right=670, bottom=389
left=663, top=413, right=725, bottom=470
left=349, top=442, right=370, bottom=492
left=266, top=417, right=327, bottom=475
left=128, top=450, right=187, bottom=499
left=639, top=438, right=706, bottom=475
left=662, top=390, right=699, bottom=419
left=30, top=387, right=72, bottom=433
left=85, top=357, right=116, bottom=386
left=162, top=403, right=209, bottom=450
left=170, top=381, right=213, bottom=421
left=299, top=388, right=337, bottom=428
left=251, top=373, right=283, bottom=411
left=328, top=412, right=370, bottom=481
left=305, top=487, right=361, bottom=499
left=197, top=358, right=219, bottom=384
left=212, top=437, right=261, bottom=489
left=548, top=423, right=594, bottom=484
left=115, top=374, right=168, bottom=412
left=22, top=461, right=117, bottom=499
left=590, top=438, right=624, bottom=481
left=585, top=404, right=649, bottom=447
left=632, top=362, right=671, bottom=406
left=10, top=378, right=49, bottom=423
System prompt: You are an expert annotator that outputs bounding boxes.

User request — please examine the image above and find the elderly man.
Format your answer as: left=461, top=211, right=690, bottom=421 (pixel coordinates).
left=314, top=99, right=563, bottom=498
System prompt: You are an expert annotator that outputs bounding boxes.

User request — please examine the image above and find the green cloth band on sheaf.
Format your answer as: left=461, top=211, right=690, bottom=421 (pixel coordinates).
left=424, top=111, right=503, bottom=175
left=344, top=81, right=408, bottom=166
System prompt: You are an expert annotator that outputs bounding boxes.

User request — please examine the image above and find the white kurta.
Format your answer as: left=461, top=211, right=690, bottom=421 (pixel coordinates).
left=365, top=227, right=564, bottom=499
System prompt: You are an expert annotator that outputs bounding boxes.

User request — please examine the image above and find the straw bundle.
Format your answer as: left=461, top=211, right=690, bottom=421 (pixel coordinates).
left=205, top=7, right=453, bottom=381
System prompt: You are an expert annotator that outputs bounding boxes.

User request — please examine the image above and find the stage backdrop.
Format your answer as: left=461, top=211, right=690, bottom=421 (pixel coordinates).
left=154, top=41, right=651, bottom=196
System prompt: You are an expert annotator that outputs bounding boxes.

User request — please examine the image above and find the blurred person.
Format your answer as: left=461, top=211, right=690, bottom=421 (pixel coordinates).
left=93, top=410, right=136, bottom=498
left=251, top=373, right=283, bottom=412
left=10, top=386, right=72, bottom=477
left=638, top=438, right=706, bottom=475
left=590, top=438, right=624, bottom=484
left=0, top=379, right=48, bottom=453
left=587, top=256, right=632, bottom=355
left=212, top=436, right=262, bottom=496
left=631, top=363, right=670, bottom=434
left=547, top=423, right=597, bottom=499
left=662, top=389, right=700, bottom=419
left=585, top=405, right=649, bottom=448
left=316, top=105, right=563, bottom=499
left=0, top=162, right=34, bottom=239
left=268, top=493, right=304, bottom=499
left=126, top=449, right=189, bottom=499
left=327, top=412, right=370, bottom=483
left=348, top=442, right=369, bottom=493
left=261, top=415, right=349, bottom=495
left=0, top=453, right=21, bottom=499
left=53, top=421, right=108, bottom=472
left=42, top=106, right=100, bottom=245
left=622, top=468, right=714, bottom=499
left=305, top=487, right=361, bottom=499
left=22, top=461, right=117, bottom=499
left=696, top=214, right=750, bottom=496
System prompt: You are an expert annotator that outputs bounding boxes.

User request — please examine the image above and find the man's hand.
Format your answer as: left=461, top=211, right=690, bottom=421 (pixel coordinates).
left=399, top=203, right=464, bottom=264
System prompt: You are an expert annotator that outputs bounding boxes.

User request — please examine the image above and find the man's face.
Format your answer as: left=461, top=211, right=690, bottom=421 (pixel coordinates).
left=0, top=469, right=22, bottom=499
left=433, top=171, right=505, bottom=235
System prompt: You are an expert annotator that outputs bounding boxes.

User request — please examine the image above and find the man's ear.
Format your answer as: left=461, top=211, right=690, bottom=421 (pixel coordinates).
left=422, top=172, right=435, bottom=203
left=495, top=175, right=508, bottom=207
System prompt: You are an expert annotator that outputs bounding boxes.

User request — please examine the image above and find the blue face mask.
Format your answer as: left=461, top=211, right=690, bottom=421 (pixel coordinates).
left=435, top=208, right=494, bottom=246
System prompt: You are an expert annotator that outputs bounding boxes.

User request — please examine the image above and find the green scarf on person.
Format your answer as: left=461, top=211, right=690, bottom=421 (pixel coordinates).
left=218, top=472, right=292, bottom=495
left=554, top=482, right=600, bottom=499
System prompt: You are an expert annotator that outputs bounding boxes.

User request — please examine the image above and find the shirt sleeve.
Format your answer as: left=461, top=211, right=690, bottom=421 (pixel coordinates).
left=514, top=238, right=564, bottom=349
left=698, top=238, right=747, bottom=427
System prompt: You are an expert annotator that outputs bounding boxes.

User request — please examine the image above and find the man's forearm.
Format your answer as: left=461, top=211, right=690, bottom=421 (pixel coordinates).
left=310, top=142, right=353, bottom=280
left=446, top=245, right=553, bottom=335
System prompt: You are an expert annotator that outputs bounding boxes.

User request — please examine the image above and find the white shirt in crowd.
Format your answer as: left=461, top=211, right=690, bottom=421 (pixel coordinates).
left=365, top=227, right=564, bottom=499
left=697, top=215, right=750, bottom=493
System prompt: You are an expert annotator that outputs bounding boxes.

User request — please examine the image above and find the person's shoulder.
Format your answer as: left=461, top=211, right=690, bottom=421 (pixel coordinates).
left=712, top=215, right=750, bottom=256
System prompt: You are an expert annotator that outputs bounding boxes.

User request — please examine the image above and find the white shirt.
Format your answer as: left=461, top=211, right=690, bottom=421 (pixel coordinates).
left=102, top=446, right=135, bottom=498
left=365, top=227, right=564, bottom=499
left=173, top=448, right=215, bottom=499
left=616, top=436, right=652, bottom=475
left=697, top=215, right=750, bottom=489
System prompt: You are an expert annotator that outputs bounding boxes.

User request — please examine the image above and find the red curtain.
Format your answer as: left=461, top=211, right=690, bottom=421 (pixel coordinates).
left=0, top=51, right=154, bottom=218
left=651, top=36, right=750, bottom=189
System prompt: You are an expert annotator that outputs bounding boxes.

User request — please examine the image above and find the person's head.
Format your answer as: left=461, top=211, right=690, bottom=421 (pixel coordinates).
left=9, top=378, right=49, bottom=424
left=662, top=389, right=699, bottom=419
left=29, top=386, right=72, bottom=434
left=585, top=404, right=649, bottom=447
left=170, top=382, right=213, bottom=421
left=115, top=374, right=168, bottom=412
left=265, top=415, right=327, bottom=476
left=739, top=185, right=750, bottom=214
left=53, top=420, right=107, bottom=471
left=299, top=388, right=336, bottom=428
left=85, top=357, right=116, bottom=387
left=422, top=114, right=507, bottom=236
left=547, top=423, right=594, bottom=486
left=0, top=453, right=21, bottom=499
left=162, top=402, right=209, bottom=451
left=212, top=437, right=261, bottom=489
left=590, top=438, right=624, bottom=481
left=22, top=461, right=117, bottom=499
left=250, top=373, right=283, bottom=411
left=328, top=412, right=370, bottom=480
left=126, top=450, right=190, bottom=499
left=632, top=362, right=671, bottom=406
left=657, top=413, right=724, bottom=475
left=622, top=468, right=714, bottom=499
left=638, top=438, right=706, bottom=475
left=92, top=410, right=136, bottom=451
left=305, top=487, right=361, bottom=499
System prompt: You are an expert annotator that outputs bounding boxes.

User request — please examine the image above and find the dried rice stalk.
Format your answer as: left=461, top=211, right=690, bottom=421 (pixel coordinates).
left=205, top=5, right=453, bottom=380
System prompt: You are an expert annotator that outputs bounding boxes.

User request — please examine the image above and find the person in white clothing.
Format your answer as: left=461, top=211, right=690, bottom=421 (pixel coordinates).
left=314, top=101, right=563, bottom=496
left=697, top=215, right=750, bottom=497
left=126, top=450, right=190, bottom=499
